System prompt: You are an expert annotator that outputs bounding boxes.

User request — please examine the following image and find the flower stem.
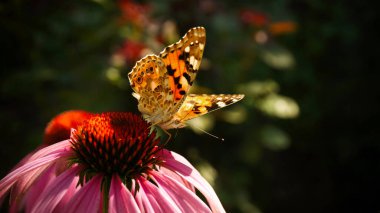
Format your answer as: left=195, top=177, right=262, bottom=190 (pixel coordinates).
left=102, top=177, right=111, bottom=213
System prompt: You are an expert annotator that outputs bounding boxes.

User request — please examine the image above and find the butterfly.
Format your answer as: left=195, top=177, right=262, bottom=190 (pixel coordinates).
left=128, top=26, right=244, bottom=131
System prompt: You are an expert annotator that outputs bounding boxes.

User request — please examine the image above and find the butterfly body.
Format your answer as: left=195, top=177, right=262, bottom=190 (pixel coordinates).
left=128, top=26, right=244, bottom=130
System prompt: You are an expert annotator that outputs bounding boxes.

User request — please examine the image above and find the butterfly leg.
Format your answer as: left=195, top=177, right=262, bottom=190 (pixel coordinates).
left=161, top=128, right=172, bottom=145
left=147, top=118, right=163, bottom=130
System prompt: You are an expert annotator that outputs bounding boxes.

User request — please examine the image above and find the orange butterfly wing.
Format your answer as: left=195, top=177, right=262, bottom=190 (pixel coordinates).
left=159, top=26, right=206, bottom=102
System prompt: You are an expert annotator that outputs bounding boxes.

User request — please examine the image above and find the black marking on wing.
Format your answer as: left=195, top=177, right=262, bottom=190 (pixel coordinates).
left=183, top=72, right=192, bottom=85
left=167, top=66, right=175, bottom=76
left=174, top=76, right=180, bottom=84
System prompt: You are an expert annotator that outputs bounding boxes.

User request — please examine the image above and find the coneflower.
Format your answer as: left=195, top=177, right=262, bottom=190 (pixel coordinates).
left=0, top=112, right=225, bottom=213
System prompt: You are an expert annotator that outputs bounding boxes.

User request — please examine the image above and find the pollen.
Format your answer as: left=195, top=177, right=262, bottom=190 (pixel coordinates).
left=70, top=112, right=161, bottom=179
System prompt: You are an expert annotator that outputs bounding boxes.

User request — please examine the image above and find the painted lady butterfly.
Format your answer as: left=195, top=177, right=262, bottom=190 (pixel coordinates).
left=128, top=26, right=244, bottom=130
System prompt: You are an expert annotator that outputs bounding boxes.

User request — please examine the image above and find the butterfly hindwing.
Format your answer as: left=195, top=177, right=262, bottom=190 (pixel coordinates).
left=174, top=94, right=245, bottom=122
left=128, top=55, right=175, bottom=116
left=128, top=55, right=163, bottom=94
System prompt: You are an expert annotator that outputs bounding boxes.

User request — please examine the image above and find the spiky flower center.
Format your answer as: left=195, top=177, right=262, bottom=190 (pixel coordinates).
left=71, top=112, right=161, bottom=180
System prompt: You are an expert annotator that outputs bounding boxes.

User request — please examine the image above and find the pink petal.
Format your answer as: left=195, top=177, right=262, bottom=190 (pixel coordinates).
left=159, top=167, right=195, bottom=192
left=24, top=164, right=57, bottom=212
left=108, top=175, right=140, bottom=213
left=0, top=146, right=71, bottom=200
left=1, top=140, right=72, bottom=200
left=8, top=147, right=40, bottom=174
left=53, top=172, right=81, bottom=212
left=10, top=163, right=53, bottom=204
left=159, top=149, right=226, bottom=213
left=135, top=179, right=159, bottom=212
left=132, top=180, right=144, bottom=211
left=30, top=166, right=80, bottom=213
left=151, top=170, right=211, bottom=213
left=63, top=175, right=103, bottom=213
left=138, top=177, right=181, bottom=212
left=25, top=139, right=72, bottom=162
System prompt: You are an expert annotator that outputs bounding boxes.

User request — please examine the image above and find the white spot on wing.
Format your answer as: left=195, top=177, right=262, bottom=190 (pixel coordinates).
left=179, top=76, right=189, bottom=88
left=184, top=46, right=190, bottom=53
left=190, top=56, right=195, bottom=65
left=189, top=56, right=199, bottom=69
left=132, top=92, right=141, bottom=100
left=199, top=43, right=205, bottom=50
left=217, top=101, right=227, bottom=107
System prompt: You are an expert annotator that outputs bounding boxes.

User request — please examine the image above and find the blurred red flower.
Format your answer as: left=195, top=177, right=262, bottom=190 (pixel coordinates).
left=117, top=40, right=146, bottom=64
left=118, top=0, right=151, bottom=27
left=240, top=9, right=269, bottom=27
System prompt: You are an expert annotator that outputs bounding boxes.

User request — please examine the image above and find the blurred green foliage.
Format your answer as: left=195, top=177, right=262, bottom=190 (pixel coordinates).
left=1, top=0, right=379, bottom=212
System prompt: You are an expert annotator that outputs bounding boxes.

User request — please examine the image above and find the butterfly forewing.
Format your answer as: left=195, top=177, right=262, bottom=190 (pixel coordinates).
left=159, top=26, right=206, bottom=102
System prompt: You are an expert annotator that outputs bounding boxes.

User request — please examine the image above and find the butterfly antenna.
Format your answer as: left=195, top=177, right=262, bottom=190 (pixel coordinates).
left=179, top=108, right=224, bottom=141
left=191, top=125, right=224, bottom=142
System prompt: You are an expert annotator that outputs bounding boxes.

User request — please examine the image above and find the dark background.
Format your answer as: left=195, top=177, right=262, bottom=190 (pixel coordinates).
left=1, top=0, right=379, bottom=212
